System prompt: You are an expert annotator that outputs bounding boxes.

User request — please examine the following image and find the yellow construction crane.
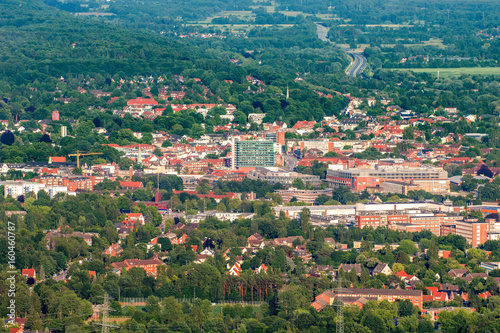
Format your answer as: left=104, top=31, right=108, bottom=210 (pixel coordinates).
left=68, top=151, right=103, bottom=168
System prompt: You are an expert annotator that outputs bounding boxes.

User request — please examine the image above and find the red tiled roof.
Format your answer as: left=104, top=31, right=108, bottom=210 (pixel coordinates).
left=22, top=268, right=36, bottom=278
left=120, top=181, right=143, bottom=188
left=50, top=156, right=66, bottom=163
left=127, top=98, right=158, bottom=106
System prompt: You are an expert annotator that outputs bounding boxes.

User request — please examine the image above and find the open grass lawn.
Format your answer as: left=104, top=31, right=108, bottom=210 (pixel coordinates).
left=338, top=43, right=370, bottom=52
left=390, top=67, right=500, bottom=77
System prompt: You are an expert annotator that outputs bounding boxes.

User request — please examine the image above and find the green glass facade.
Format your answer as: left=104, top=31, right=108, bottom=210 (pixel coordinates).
left=233, top=140, right=274, bottom=168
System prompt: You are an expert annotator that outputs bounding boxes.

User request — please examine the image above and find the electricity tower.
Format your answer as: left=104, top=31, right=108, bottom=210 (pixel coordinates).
left=335, top=276, right=345, bottom=333
left=96, top=294, right=119, bottom=333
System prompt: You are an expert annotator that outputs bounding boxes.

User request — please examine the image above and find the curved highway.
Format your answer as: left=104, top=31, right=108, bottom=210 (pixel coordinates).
left=315, top=23, right=367, bottom=78
left=346, top=52, right=367, bottom=77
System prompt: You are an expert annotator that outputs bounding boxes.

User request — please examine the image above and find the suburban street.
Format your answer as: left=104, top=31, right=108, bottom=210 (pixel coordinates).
left=283, top=154, right=298, bottom=170
left=315, top=23, right=367, bottom=77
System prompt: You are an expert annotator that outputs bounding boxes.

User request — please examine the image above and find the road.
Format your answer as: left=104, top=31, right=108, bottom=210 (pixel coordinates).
left=346, top=52, right=367, bottom=77
left=316, top=23, right=329, bottom=42
left=315, top=23, right=367, bottom=78
left=283, top=154, right=298, bottom=170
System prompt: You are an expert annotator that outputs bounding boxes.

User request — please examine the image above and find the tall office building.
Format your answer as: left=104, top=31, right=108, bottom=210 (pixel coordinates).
left=231, top=139, right=274, bottom=170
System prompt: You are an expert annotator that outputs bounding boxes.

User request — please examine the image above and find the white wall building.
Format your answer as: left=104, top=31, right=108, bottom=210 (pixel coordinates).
left=1, top=181, right=69, bottom=199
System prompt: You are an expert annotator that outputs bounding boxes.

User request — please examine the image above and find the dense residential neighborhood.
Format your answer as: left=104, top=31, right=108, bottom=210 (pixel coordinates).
left=2, top=0, right=500, bottom=332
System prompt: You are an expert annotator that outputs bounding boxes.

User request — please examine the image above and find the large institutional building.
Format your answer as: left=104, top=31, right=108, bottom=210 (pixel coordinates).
left=354, top=202, right=488, bottom=246
left=326, top=166, right=449, bottom=192
left=247, top=167, right=321, bottom=186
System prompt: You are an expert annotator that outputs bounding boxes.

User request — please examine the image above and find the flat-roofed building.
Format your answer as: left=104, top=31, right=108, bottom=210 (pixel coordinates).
left=231, top=139, right=274, bottom=169
left=356, top=206, right=463, bottom=235
left=480, top=262, right=500, bottom=272
left=275, top=188, right=333, bottom=204
left=248, top=167, right=320, bottom=186
left=326, top=166, right=449, bottom=192
left=1, top=181, right=68, bottom=199
left=380, top=180, right=420, bottom=195
left=273, top=204, right=355, bottom=219
left=441, top=220, right=488, bottom=247
left=356, top=210, right=410, bottom=229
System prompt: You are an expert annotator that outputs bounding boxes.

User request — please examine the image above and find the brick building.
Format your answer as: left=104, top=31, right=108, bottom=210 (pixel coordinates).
left=33, top=175, right=106, bottom=191
left=326, top=166, right=449, bottom=192
left=441, top=220, right=488, bottom=247
left=110, top=258, right=164, bottom=277
left=312, top=288, right=423, bottom=311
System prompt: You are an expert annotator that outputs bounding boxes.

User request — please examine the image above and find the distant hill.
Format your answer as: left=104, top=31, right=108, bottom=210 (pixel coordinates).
left=0, top=0, right=206, bottom=79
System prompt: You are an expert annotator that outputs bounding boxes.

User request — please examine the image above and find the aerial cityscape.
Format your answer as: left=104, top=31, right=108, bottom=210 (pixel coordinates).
left=1, top=0, right=500, bottom=332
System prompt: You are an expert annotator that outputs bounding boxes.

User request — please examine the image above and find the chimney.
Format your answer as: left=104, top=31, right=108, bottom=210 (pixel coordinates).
left=129, top=166, right=133, bottom=179
left=155, top=192, right=161, bottom=202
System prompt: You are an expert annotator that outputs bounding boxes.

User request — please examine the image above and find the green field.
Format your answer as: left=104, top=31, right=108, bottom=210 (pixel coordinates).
left=381, top=38, right=446, bottom=49
left=390, top=67, right=500, bottom=77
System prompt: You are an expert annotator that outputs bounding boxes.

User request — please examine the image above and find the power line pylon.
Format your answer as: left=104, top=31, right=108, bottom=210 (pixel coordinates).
left=335, top=276, right=345, bottom=333
left=96, top=293, right=119, bottom=333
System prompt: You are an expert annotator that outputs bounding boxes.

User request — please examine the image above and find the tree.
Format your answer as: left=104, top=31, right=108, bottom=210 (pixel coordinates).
left=153, top=147, right=162, bottom=157
left=460, top=175, right=478, bottom=192
left=277, top=285, right=309, bottom=319
left=477, top=164, right=493, bottom=178
left=417, top=320, right=434, bottom=333
left=392, top=263, right=405, bottom=273
left=133, top=188, right=153, bottom=201
left=399, top=239, right=418, bottom=255
left=395, top=251, right=410, bottom=265
left=216, top=202, right=227, bottom=212
left=403, top=127, right=414, bottom=140
left=332, top=186, right=357, bottom=204
left=299, top=208, right=311, bottom=238
left=1, top=130, right=15, bottom=145
left=361, top=312, right=386, bottom=333
left=162, top=140, right=173, bottom=148
left=324, top=151, right=339, bottom=157
left=39, top=133, right=52, bottom=143
left=25, top=307, right=43, bottom=331
left=158, top=237, right=172, bottom=251
left=292, top=178, right=305, bottom=189
left=398, top=299, right=415, bottom=316
left=119, top=157, right=134, bottom=170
